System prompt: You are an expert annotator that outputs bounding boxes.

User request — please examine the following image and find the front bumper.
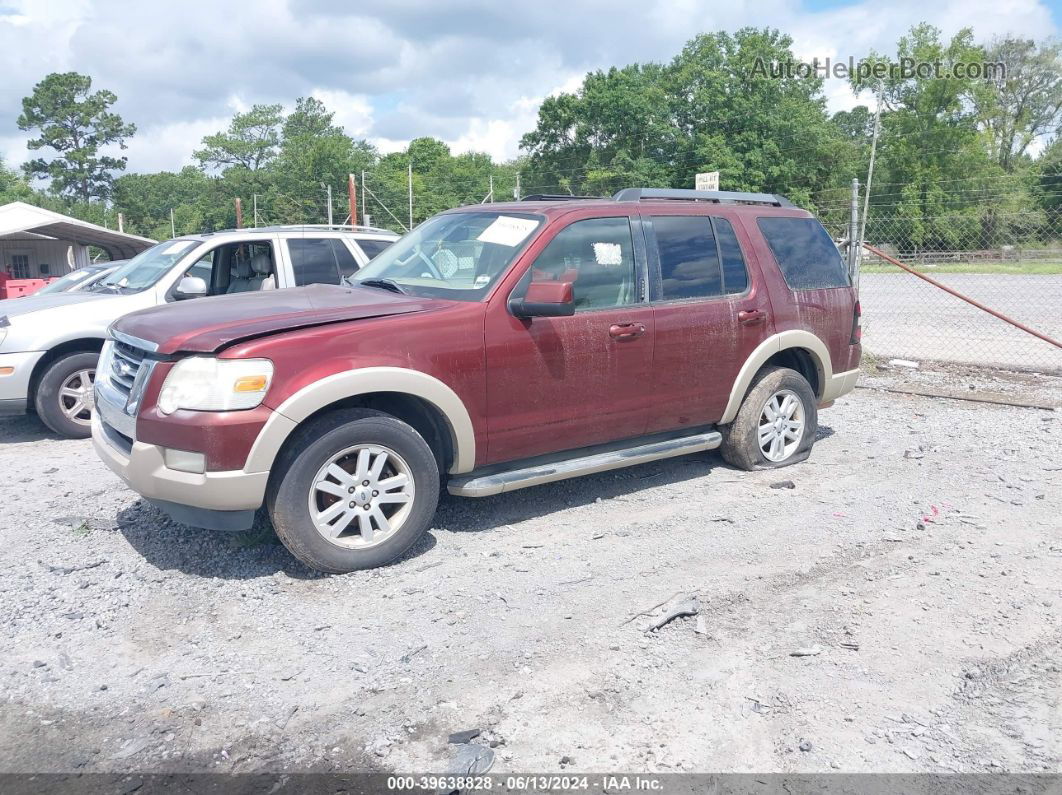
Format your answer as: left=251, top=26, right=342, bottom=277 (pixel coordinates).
left=92, top=384, right=268, bottom=531
left=0, top=350, right=47, bottom=412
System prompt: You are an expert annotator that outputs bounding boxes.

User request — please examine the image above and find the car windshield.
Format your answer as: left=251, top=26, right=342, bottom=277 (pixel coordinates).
left=350, top=212, right=543, bottom=300
left=91, top=239, right=200, bottom=293
left=36, top=267, right=105, bottom=295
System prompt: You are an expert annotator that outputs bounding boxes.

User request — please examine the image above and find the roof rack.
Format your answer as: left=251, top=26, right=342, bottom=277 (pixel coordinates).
left=612, top=188, right=794, bottom=207
left=521, top=194, right=607, bottom=202
left=209, top=223, right=397, bottom=235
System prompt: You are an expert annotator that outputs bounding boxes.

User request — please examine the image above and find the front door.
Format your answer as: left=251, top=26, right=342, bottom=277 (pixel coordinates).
left=484, top=215, right=654, bottom=464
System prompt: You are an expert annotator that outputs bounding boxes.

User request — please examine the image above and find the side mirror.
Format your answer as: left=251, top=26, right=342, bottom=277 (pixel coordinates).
left=174, top=275, right=208, bottom=300
left=510, top=280, right=575, bottom=318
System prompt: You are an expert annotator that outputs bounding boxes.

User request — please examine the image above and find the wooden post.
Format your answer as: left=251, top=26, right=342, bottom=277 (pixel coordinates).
left=348, top=174, right=358, bottom=227
left=234, top=197, right=243, bottom=229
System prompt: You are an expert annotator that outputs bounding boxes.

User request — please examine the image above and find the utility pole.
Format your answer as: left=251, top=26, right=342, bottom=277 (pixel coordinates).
left=253, top=194, right=259, bottom=227
left=234, top=198, right=243, bottom=229
left=324, top=184, right=333, bottom=226
left=361, top=171, right=367, bottom=228
left=407, top=162, right=413, bottom=230
left=170, top=208, right=176, bottom=238
left=858, top=88, right=883, bottom=278
left=514, top=173, right=521, bottom=201
left=489, top=174, right=494, bottom=203
left=117, top=213, right=124, bottom=234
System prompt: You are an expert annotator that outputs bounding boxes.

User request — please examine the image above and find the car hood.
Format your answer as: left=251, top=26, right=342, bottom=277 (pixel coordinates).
left=114, top=284, right=445, bottom=355
left=0, top=290, right=116, bottom=319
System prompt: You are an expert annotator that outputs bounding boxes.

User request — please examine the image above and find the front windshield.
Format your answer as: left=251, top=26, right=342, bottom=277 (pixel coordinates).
left=351, top=212, right=542, bottom=300
left=36, top=267, right=101, bottom=295
left=92, top=239, right=199, bottom=293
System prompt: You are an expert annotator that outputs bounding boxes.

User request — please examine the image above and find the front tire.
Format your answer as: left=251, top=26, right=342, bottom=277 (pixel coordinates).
left=34, top=351, right=99, bottom=439
left=719, top=366, right=818, bottom=471
left=267, top=408, right=440, bottom=573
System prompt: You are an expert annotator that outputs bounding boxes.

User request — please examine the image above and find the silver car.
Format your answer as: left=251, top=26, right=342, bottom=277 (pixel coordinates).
left=0, top=225, right=397, bottom=437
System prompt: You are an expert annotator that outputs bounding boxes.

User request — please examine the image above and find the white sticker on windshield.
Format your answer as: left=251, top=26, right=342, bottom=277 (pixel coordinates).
left=477, top=216, right=538, bottom=247
left=161, top=240, right=194, bottom=255
left=593, top=242, right=622, bottom=266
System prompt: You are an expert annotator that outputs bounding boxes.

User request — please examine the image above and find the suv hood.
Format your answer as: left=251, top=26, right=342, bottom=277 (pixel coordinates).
left=115, top=284, right=443, bottom=355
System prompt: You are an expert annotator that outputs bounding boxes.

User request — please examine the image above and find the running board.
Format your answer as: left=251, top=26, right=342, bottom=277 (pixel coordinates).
left=448, top=431, right=722, bottom=497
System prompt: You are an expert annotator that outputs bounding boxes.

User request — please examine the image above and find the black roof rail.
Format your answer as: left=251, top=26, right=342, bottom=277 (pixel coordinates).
left=521, top=194, right=607, bottom=202
left=612, top=188, right=794, bottom=207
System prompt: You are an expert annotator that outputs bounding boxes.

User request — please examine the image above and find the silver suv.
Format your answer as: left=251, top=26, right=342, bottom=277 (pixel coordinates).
left=0, top=225, right=398, bottom=438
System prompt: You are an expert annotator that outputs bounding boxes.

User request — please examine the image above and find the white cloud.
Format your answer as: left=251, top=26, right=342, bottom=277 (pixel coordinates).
left=0, top=0, right=1056, bottom=175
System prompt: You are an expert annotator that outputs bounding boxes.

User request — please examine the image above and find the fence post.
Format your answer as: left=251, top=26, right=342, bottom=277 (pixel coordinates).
left=848, top=178, right=860, bottom=291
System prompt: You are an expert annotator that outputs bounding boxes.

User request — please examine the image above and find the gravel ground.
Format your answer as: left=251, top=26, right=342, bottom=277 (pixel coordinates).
left=1, top=368, right=1060, bottom=775
left=859, top=273, right=1062, bottom=372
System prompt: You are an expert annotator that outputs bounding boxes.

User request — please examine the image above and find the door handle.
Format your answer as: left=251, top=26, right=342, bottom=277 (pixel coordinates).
left=738, top=309, right=767, bottom=326
left=609, top=322, right=646, bottom=340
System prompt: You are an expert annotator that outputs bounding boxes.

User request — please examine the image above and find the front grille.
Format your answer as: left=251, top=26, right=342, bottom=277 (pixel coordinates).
left=110, top=341, right=146, bottom=399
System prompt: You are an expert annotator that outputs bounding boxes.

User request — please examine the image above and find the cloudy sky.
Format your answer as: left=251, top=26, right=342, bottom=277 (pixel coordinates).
left=0, top=0, right=1059, bottom=176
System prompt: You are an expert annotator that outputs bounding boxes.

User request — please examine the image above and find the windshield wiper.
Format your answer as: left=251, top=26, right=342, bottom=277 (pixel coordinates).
left=355, top=278, right=407, bottom=295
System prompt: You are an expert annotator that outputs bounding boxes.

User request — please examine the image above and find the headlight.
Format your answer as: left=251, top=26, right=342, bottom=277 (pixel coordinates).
left=157, top=357, right=273, bottom=415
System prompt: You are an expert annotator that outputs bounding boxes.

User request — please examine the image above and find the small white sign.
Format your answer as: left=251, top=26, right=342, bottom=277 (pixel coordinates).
left=695, top=171, right=720, bottom=192
left=592, top=242, right=623, bottom=266
left=477, top=216, right=539, bottom=247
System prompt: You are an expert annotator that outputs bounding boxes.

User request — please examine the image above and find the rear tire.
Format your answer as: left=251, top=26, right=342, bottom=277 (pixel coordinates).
left=34, top=351, right=99, bottom=439
left=719, top=366, right=818, bottom=471
left=267, top=408, right=440, bottom=574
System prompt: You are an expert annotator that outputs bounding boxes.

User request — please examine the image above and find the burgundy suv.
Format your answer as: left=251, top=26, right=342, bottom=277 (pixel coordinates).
left=92, top=188, right=861, bottom=573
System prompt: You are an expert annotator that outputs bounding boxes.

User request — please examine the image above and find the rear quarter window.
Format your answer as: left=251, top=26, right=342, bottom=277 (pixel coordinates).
left=757, top=217, right=849, bottom=290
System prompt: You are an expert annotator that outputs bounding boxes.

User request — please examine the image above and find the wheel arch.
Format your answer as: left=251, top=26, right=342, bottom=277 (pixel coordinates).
left=27, top=337, right=107, bottom=407
left=245, top=367, right=476, bottom=476
left=719, top=331, right=833, bottom=425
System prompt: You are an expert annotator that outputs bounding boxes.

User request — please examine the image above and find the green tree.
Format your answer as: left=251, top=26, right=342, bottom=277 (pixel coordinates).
left=17, top=72, right=136, bottom=202
left=0, top=160, right=33, bottom=203
left=852, top=25, right=1008, bottom=250
left=194, top=104, right=283, bottom=172
left=520, top=29, right=854, bottom=208
left=112, top=166, right=217, bottom=237
left=976, top=37, right=1062, bottom=172
left=266, top=97, right=378, bottom=224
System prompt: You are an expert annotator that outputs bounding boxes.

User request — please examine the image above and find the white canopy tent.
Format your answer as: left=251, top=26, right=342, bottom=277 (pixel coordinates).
left=0, top=201, right=155, bottom=278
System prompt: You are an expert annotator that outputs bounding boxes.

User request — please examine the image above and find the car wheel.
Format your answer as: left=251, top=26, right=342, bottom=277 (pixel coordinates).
left=267, top=408, right=440, bottom=574
left=34, top=351, right=100, bottom=439
left=719, top=366, right=818, bottom=471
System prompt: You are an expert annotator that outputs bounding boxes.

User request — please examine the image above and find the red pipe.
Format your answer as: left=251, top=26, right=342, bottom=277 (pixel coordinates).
left=862, top=243, right=1061, bottom=351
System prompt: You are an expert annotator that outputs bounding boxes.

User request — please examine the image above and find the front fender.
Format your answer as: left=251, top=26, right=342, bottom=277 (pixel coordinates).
left=244, top=367, right=476, bottom=475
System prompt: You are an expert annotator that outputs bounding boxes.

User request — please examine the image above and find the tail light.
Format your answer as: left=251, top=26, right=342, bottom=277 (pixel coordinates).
left=850, top=300, right=862, bottom=344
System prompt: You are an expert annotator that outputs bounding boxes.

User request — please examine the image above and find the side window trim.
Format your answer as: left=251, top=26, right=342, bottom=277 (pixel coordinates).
left=645, top=214, right=750, bottom=304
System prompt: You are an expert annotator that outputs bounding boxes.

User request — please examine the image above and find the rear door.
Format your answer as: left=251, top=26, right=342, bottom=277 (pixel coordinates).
left=644, top=211, right=774, bottom=431
left=483, top=213, right=655, bottom=463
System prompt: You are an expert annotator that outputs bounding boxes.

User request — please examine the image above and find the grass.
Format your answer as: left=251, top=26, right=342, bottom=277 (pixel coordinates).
left=861, top=260, right=1062, bottom=275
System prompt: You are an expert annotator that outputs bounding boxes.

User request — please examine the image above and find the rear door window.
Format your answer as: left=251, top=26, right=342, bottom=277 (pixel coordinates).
left=650, top=216, right=722, bottom=301
left=647, top=215, right=750, bottom=300
left=288, top=238, right=341, bottom=286
left=757, top=217, right=849, bottom=289
left=356, top=239, right=394, bottom=260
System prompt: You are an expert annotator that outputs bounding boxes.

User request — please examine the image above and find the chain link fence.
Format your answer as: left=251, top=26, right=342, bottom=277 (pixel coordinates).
left=823, top=208, right=1062, bottom=374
